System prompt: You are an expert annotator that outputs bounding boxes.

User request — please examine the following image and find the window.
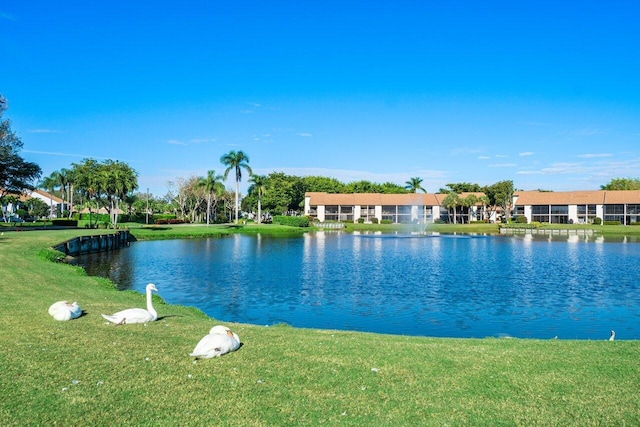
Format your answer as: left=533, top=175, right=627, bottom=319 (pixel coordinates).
left=381, top=205, right=396, bottom=222
left=360, top=205, right=375, bottom=222
left=325, top=205, right=338, bottom=221
left=627, top=204, right=640, bottom=215
left=339, top=206, right=353, bottom=221
left=604, top=204, right=624, bottom=224
left=397, top=205, right=412, bottom=224
left=531, top=205, right=550, bottom=223
left=532, top=205, right=549, bottom=215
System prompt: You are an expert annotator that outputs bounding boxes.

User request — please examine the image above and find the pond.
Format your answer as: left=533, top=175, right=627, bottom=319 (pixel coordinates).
left=73, top=232, right=640, bottom=340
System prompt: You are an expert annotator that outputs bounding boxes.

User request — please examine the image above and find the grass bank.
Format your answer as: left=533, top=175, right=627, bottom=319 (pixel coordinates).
left=1, top=229, right=639, bottom=425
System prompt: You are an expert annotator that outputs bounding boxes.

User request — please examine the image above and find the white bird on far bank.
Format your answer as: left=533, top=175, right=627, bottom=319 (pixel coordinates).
left=190, top=325, right=241, bottom=359
left=609, top=330, right=615, bottom=341
left=48, top=301, right=82, bottom=321
left=101, top=283, right=159, bottom=325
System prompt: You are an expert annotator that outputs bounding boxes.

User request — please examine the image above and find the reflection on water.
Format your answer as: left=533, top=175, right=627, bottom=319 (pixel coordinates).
left=73, top=232, right=640, bottom=339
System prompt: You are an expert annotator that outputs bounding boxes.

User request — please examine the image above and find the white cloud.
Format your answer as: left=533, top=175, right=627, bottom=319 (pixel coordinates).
left=489, top=163, right=517, bottom=168
left=575, top=127, right=605, bottom=137
left=0, top=11, right=16, bottom=21
left=576, top=153, right=612, bottom=158
left=297, top=132, right=313, bottom=137
left=27, top=129, right=61, bottom=134
left=450, top=147, right=483, bottom=156
left=519, top=152, right=534, bottom=157
left=518, top=121, right=553, bottom=127
left=478, top=156, right=491, bottom=160
left=22, top=150, right=111, bottom=160
left=166, top=139, right=187, bottom=146
left=517, top=162, right=587, bottom=175
left=189, top=138, right=216, bottom=144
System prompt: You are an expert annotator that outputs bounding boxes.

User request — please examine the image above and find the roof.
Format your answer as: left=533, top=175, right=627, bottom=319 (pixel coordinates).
left=603, top=190, right=640, bottom=204
left=514, top=190, right=605, bottom=205
left=305, top=192, right=486, bottom=206
left=514, top=190, right=640, bottom=205
left=1, top=188, right=64, bottom=204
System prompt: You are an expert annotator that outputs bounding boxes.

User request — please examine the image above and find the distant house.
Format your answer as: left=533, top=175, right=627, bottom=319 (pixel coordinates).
left=513, top=190, right=640, bottom=225
left=305, top=189, right=640, bottom=225
left=304, top=192, right=494, bottom=224
left=1, top=189, right=65, bottom=219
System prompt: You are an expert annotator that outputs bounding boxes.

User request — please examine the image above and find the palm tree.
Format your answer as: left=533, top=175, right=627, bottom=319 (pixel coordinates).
left=197, top=170, right=224, bottom=225
left=249, top=174, right=267, bottom=224
left=39, top=174, right=58, bottom=218
left=220, top=150, right=252, bottom=224
left=442, top=192, right=460, bottom=224
left=405, top=177, right=426, bottom=193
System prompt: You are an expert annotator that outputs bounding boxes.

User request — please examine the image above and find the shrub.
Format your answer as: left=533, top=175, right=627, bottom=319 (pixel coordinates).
left=603, top=220, right=622, bottom=225
left=50, top=219, right=78, bottom=227
left=371, top=218, right=379, bottom=224
left=593, top=217, right=602, bottom=225
left=380, top=219, right=393, bottom=224
left=515, top=215, right=528, bottom=224
left=357, top=218, right=365, bottom=223
left=273, top=215, right=310, bottom=227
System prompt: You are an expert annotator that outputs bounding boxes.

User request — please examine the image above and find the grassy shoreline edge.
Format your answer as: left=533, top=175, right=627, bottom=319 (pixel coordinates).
left=1, top=226, right=638, bottom=425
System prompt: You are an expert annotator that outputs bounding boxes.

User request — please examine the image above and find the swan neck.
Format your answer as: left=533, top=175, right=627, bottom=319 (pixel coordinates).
left=146, top=287, right=157, bottom=317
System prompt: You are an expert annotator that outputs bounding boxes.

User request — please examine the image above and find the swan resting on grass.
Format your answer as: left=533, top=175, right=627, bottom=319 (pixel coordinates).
left=101, top=283, right=158, bottom=325
left=609, top=330, right=615, bottom=341
left=48, top=301, right=82, bottom=321
left=190, top=325, right=241, bottom=359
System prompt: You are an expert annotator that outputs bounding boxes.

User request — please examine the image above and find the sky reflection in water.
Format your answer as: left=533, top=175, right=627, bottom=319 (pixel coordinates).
left=74, top=232, right=640, bottom=340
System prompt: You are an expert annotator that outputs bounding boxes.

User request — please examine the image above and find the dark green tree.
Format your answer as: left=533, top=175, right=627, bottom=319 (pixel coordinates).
left=301, top=176, right=346, bottom=193
left=438, top=182, right=483, bottom=194
left=601, top=178, right=640, bottom=190
left=483, top=180, right=514, bottom=222
left=0, top=95, right=42, bottom=201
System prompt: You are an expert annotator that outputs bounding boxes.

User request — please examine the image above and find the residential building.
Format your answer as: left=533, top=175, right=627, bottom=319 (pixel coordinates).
left=1, top=189, right=65, bottom=219
left=304, top=192, right=493, bottom=224
left=513, top=190, right=640, bottom=225
left=305, top=189, right=640, bottom=225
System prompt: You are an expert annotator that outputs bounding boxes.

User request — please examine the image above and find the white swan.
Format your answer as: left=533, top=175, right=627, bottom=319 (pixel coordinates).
left=101, top=283, right=158, bottom=325
left=189, top=325, right=241, bottom=359
left=609, top=330, right=615, bottom=341
left=48, top=301, right=82, bottom=321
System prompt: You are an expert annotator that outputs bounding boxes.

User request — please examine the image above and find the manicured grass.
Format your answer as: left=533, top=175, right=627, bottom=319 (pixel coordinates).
left=1, top=229, right=639, bottom=425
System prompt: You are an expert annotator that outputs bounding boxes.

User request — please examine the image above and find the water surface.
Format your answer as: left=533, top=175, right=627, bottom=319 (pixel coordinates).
left=74, top=232, right=640, bottom=339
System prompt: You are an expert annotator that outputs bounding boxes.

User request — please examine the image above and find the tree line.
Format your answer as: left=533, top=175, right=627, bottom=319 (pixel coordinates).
left=3, top=92, right=640, bottom=225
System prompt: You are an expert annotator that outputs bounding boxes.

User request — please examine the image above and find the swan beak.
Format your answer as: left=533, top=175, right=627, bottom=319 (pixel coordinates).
left=226, top=330, right=234, bottom=337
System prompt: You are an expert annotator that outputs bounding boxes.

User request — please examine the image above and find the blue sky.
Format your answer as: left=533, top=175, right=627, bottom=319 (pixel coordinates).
left=2, top=1, right=639, bottom=197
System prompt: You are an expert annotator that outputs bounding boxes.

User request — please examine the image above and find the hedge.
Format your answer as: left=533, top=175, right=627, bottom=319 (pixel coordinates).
left=272, top=216, right=310, bottom=227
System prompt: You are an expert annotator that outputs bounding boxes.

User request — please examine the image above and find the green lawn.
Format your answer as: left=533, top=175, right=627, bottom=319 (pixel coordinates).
left=1, top=228, right=639, bottom=426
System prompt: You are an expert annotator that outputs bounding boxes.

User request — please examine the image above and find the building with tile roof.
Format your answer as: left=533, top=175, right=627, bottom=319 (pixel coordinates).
left=304, top=192, right=495, bottom=224
left=305, top=190, right=640, bottom=225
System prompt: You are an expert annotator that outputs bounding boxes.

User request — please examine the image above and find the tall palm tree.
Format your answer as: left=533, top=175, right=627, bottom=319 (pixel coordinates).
left=405, top=177, right=426, bottom=193
left=39, top=174, right=58, bottom=218
left=442, top=192, right=460, bottom=224
left=58, top=167, right=74, bottom=218
left=220, top=150, right=252, bottom=224
left=249, top=174, right=267, bottom=224
left=197, top=170, right=224, bottom=225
